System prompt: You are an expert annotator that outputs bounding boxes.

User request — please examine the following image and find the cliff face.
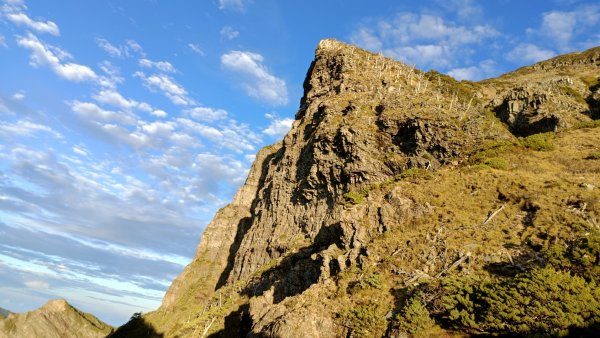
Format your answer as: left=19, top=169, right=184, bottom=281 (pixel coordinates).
left=130, top=40, right=600, bottom=337
left=0, top=300, right=112, bottom=338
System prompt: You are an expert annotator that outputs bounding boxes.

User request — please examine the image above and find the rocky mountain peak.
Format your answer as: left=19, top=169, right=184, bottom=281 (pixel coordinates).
left=120, top=40, right=600, bottom=337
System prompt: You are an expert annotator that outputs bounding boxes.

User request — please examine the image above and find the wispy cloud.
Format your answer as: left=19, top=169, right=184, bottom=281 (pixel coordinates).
left=220, top=26, right=239, bottom=40
left=351, top=12, right=498, bottom=70
left=221, top=51, right=288, bottom=106
left=188, top=43, right=205, bottom=56
left=16, top=33, right=97, bottom=82
left=139, top=59, right=176, bottom=73
left=134, top=72, right=192, bottom=106
left=506, top=43, right=556, bottom=64
left=218, top=0, right=251, bottom=11
left=96, top=38, right=145, bottom=58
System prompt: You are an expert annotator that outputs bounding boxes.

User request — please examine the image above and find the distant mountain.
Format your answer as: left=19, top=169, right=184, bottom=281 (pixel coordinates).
left=0, top=308, right=10, bottom=319
left=0, top=299, right=112, bottom=338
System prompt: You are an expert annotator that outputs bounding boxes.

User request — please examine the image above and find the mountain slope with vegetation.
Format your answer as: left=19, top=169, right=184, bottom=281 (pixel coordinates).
left=112, top=39, right=600, bottom=337
left=0, top=308, right=10, bottom=320
left=0, top=300, right=113, bottom=338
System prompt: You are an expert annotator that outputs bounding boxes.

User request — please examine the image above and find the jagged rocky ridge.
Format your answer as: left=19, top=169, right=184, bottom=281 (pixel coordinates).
left=0, top=300, right=113, bottom=338
left=114, top=39, right=600, bottom=337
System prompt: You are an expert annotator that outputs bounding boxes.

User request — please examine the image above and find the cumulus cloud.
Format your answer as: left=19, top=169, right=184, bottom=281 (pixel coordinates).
left=16, top=33, right=97, bottom=82
left=92, top=89, right=153, bottom=113
left=220, top=26, right=239, bottom=40
left=186, top=107, right=228, bottom=122
left=528, top=5, right=600, bottom=51
left=263, top=114, right=293, bottom=138
left=506, top=43, right=556, bottom=64
left=221, top=51, right=288, bottom=106
left=70, top=101, right=137, bottom=125
left=350, top=12, right=498, bottom=69
left=447, top=59, right=497, bottom=81
left=135, top=72, right=192, bottom=106
left=3, top=6, right=60, bottom=36
left=12, top=91, right=25, bottom=100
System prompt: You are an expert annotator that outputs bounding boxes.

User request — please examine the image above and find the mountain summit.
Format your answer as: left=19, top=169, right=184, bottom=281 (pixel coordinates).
left=0, top=299, right=113, bottom=338
left=113, top=39, right=600, bottom=337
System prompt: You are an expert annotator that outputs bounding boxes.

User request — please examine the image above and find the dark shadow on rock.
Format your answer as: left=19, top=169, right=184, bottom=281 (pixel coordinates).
left=241, top=223, right=344, bottom=304
left=483, top=247, right=543, bottom=278
left=207, top=304, right=252, bottom=338
left=107, top=312, right=163, bottom=338
left=215, top=148, right=282, bottom=290
left=585, top=80, right=600, bottom=120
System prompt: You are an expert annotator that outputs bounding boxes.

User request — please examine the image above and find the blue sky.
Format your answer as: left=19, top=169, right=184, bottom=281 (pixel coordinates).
left=0, top=0, right=599, bottom=326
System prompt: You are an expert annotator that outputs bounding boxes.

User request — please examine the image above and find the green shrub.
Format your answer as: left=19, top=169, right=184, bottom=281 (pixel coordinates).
left=573, top=120, right=600, bottom=129
left=342, top=190, right=365, bottom=205
left=339, top=302, right=387, bottom=337
left=396, top=295, right=435, bottom=334
left=521, top=133, right=555, bottom=151
left=481, top=267, right=600, bottom=336
left=438, top=276, right=481, bottom=330
left=586, top=152, right=600, bottom=160
left=397, top=168, right=435, bottom=181
left=482, top=157, right=508, bottom=170
left=349, top=272, right=384, bottom=293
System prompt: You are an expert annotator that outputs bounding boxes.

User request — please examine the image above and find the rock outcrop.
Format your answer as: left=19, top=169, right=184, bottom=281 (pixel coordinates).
left=118, top=40, right=600, bottom=337
left=0, top=300, right=112, bottom=338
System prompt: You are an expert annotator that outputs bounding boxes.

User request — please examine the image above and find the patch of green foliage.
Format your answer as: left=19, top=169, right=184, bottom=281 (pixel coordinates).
left=560, top=85, right=586, bottom=105
left=541, top=228, right=600, bottom=281
left=573, top=120, right=600, bottom=129
left=480, top=268, right=600, bottom=336
left=397, top=168, right=435, bottom=181
left=342, top=190, right=366, bottom=205
left=348, top=271, right=384, bottom=293
left=482, top=157, right=508, bottom=170
left=581, top=76, right=599, bottom=88
left=427, top=267, right=600, bottom=336
left=396, top=294, right=435, bottom=335
left=586, top=151, right=600, bottom=160
left=520, top=133, right=555, bottom=151
left=339, top=301, right=388, bottom=337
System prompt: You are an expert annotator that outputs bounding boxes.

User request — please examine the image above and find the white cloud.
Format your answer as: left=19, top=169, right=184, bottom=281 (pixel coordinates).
left=188, top=43, right=204, bottom=56
left=5, top=12, right=60, bottom=36
left=263, top=115, right=293, bottom=138
left=0, top=35, right=7, bottom=48
left=506, top=43, right=556, bottom=64
left=221, top=51, right=288, bottom=106
left=16, top=33, right=97, bottom=82
left=72, top=145, right=89, bottom=157
left=220, top=26, right=239, bottom=40
left=96, top=38, right=123, bottom=57
left=0, top=120, right=63, bottom=139
left=135, top=72, right=192, bottom=106
left=527, top=5, right=600, bottom=53
left=139, top=58, right=176, bottom=73
left=151, top=109, right=168, bottom=118
left=70, top=101, right=137, bottom=125
left=350, top=12, right=498, bottom=69
left=12, top=91, right=25, bottom=100
left=95, top=38, right=145, bottom=58
left=447, top=59, right=497, bottom=81
left=218, top=0, right=251, bottom=11
left=186, top=107, right=228, bottom=122
left=92, top=89, right=153, bottom=113
left=24, top=280, right=50, bottom=290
